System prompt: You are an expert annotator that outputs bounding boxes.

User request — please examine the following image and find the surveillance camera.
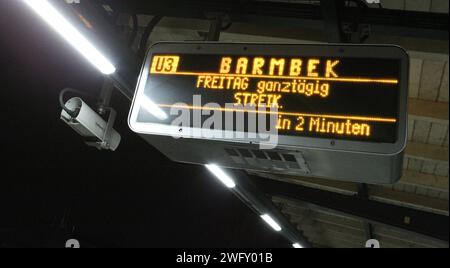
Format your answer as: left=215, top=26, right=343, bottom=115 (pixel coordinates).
left=61, top=97, right=121, bottom=151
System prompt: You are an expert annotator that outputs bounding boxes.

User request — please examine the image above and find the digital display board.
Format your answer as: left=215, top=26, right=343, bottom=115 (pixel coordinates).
left=129, top=43, right=408, bottom=153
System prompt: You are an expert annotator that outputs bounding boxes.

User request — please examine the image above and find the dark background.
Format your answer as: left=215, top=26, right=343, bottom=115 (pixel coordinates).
left=0, top=0, right=286, bottom=248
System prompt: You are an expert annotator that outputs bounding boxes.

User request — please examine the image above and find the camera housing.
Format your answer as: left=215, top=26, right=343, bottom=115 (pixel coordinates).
left=61, top=97, right=121, bottom=151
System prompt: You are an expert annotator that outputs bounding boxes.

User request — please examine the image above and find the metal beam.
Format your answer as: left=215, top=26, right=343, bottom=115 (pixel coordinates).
left=251, top=175, right=449, bottom=242
left=101, top=0, right=449, bottom=41
left=357, top=183, right=374, bottom=240
left=206, top=16, right=222, bottom=41
left=320, top=0, right=345, bottom=43
left=229, top=170, right=313, bottom=248
left=254, top=173, right=449, bottom=215
left=113, top=12, right=448, bottom=53
left=275, top=196, right=449, bottom=248
left=250, top=171, right=449, bottom=213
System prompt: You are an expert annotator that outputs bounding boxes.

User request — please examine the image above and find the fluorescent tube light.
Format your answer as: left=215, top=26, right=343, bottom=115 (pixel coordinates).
left=205, top=164, right=236, bottom=189
left=292, top=243, right=303, bottom=248
left=23, top=0, right=116, bottom=75
left=260, top=214, right=282, bottom=232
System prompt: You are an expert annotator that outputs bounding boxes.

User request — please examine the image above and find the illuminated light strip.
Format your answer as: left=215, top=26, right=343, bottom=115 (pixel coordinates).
left=205, top=164, right=236, bottom=189
left=261, top=214, right=282, bottom=232
left=157, top=104, right=397, bottom=123
left=23, top=0, right=116, bottom=75
left=150, top=71, right=399, bottom=84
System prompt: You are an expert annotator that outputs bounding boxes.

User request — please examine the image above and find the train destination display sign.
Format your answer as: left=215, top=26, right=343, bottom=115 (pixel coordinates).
left=129, top=43, right=408, bottom=154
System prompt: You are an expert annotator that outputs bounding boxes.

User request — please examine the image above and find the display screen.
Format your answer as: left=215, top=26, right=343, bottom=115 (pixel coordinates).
left=136, top=52, right=402, bottom=143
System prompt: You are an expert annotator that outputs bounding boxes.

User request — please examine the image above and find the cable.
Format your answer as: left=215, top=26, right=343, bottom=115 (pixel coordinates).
left=221, top=21, right=233, bottom=31
left=138, top=15, right=163, bottom=57
left=343, top=0, right=370, bottom=43
left=59, top=88, right=96, bottom=118
left=128, top=14, right=138, bottom=48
